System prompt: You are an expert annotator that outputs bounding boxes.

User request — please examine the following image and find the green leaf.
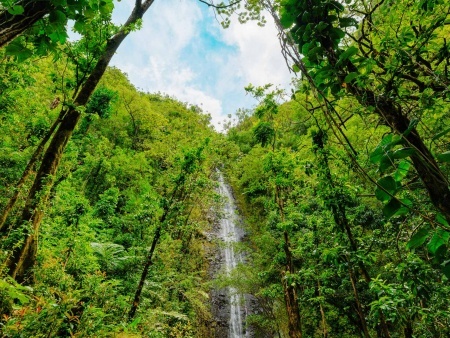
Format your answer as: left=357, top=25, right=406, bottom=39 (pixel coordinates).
left=403, top=118, right=419, bottom=136
left=437, top=151, right=450, bottom=162
left=432, top=127, right=450, bottom=141
left=370, top=146, right=385, bottom=164
left=338, top=46, right=358, bottom=63
left=330, top=27, right=345, bottom=40
left=394, top=160, right=410, bottom=182
left=73, top=20, right=86, bottom=34
left=379, top=154, right=394, bottom=173
left=436, top=213, right=449, bottom=227
left=428, top=229, right=450, bottom=255
left=375, top=188, right=390, bottom=202
left=49, top=9, right=67, bottom=24
left=5, top=40, right=33, bottom=61
left=377, top=176, right=397, bottom=193
left=392, top=147, right=415, bottom=159
left=382, top=198, right=401, bottom=219
left=394, top=206, right=410, bottom=217
left=48, top=31, right=68, bottom=44
left=307, top=46, right=324, bottom=59
left=292, top=64, right=300, bottom=73
left=339, top=17, right=358, bottom=28
left=280, top=8, right=295, bottom=28
left=316, top=21, right=329, bottom=32
left=407, top=227, right=430, bottom=249
left=99, top=0, right=114, bottom=15
left=8, top=5, right=24, bottom=15
left=370, top=134, right=402, bottom=164
left=329, top=0, right=345, bottom=12
left=443, top=262, right=450, bottom=279
left=344, top=72, right=358, bottom=83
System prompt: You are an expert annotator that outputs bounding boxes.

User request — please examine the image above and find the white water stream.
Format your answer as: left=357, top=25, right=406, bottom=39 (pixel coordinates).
left=218, top=173, right=246, bottom=338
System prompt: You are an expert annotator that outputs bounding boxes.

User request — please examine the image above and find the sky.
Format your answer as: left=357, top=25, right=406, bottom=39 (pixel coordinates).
left=110, top=0, right=292, bottom=131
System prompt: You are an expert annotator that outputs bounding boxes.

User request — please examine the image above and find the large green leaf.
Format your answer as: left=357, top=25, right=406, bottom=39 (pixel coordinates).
left=436, top=213, right=449, bottom=227
left=407, top=226, right=430, bottom=249
left=391, top=147, right=415, bottom=159
left=370, top=134, right=402, bottom=164
left=339, top=17, right=358, bottom=28
left=394, top=160, right=410, bottom=182
left=382, top=198, right=402, bottom=218
left=49, top=9, right=67, bottom=24
left=280, top=7, right=295, bottom=28
left=5, top=40, right=33, bottom=61
left=344, top=72, right=359, bottom=83
left=428, top=229, right=450, bottom=255
left=443, top=261, right=450, bottom=279
left=375, top=176, right=397, bottom=202
left=8, top=5, right=24, bottom=15
left=337, top=46, right=358, bottom=66
left=437, top=151, right=450, bottom=162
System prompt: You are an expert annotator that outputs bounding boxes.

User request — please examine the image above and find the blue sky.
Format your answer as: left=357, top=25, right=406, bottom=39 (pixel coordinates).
left=110, top=0, right=292, bottom=130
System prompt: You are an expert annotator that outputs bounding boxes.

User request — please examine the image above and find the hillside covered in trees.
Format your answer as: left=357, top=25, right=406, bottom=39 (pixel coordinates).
left=0, top=0, right=449, bottom=337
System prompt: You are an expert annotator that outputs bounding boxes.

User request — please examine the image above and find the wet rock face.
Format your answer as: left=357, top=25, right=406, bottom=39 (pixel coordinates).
left=209, top=173, right=246, bottom=338
left=209, top=173, right=274, bottom=338
left=210, top=288, right=230, bottom=338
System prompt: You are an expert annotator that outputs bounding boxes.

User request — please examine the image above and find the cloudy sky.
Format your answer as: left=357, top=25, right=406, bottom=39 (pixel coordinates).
left=110, top=0, right=292, bottom=130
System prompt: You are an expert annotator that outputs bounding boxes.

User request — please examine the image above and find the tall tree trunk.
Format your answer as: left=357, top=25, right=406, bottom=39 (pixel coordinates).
left=313, top=130, right=391, bottom=337
left=275, top=185, right=302, bottom=338
left=128, top=224, right=162, bottom=320
left=0, top=0, right=54, bottom=48
left=345, top=75, right=450, bottom=223
left=317, top=280, right=328, bottom=338
left=282, top=230, right=302, bottom=338
left=0, top=109, right=64, bottom=233
left=6, top=0, right=156, bottom=283
left=349, top=268, right=371, bottom=338
left=268, top=3, right=450, bottom=223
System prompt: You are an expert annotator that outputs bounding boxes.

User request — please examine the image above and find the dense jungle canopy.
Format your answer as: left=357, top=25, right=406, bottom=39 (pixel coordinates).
left=0, top=0, right=449, bottom=337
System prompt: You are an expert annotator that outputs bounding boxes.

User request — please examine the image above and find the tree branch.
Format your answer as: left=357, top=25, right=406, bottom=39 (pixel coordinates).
left=197, top=0, right=241, bottom=9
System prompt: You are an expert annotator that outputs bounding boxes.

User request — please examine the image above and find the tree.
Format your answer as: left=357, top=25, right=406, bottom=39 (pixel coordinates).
left=128, top=142, right=209, bottom=320
left=5, top=0, right=156, bottom=283
left=0, top=0, right=114, bottom=52
left=271, top=0, right=450, bottom=224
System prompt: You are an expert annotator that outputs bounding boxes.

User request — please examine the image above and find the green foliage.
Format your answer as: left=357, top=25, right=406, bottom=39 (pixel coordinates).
left=1, top=0, right=116, bottom=60
left=0, top=57, right=219, bottom=336
left=86, top=87, right=118, bottom=118
left=224, top=69, right=450, bottom=336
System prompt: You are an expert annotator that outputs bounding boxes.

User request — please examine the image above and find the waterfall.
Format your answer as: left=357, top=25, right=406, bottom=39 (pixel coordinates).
left=217, top=172, right=246, bottom=338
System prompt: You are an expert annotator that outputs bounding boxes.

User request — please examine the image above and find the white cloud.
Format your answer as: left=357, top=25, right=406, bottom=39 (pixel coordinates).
left=109, top=1, right=292, bottom=131
left=220, top=15, right=291, bottom=88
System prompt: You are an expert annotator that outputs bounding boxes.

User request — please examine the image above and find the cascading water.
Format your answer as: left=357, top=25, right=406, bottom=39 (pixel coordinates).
left=217, top=172, right=246, bottom=338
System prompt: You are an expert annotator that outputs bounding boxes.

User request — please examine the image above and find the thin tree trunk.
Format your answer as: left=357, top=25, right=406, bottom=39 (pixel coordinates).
left=282, top=230, right=302, bottom=338
left=6, top=0, right=156, bottom=283
left=276, top=184, right=302, bottom=338
left=404, top=321, right=413, bottom=338
left=128, top=224, right=162, bottom=320
left=349, top=268, right=371, bottom=338
left=317, top=280, right=328, bottom=338
left=0, top=109, right=64, bottom=232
